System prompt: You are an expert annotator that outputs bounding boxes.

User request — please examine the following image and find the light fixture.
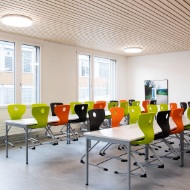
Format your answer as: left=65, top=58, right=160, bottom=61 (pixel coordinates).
left=124, top=47, right=142, bottom=53
left=1, top=14, right=32, bottom=27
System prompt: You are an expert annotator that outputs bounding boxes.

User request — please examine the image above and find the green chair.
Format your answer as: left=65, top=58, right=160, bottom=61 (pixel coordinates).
left=84, top=101, right=94, bottom=111
left=70, top=102, right=82, bottom=114
left=115, top=113, right=164, bottom=177
left=120, top=101, right=129, bottom=123
left=132, top=101, right=140, bottom=106
left=159, top=104, right=168, bottom=111
left=128, top=106, right=141, bottom=124
left=28, top=106, right=53, bottom=148
left=31, top=103, right=47, bottom=107
left=6, top=104, right=26, bottom=146
left=147, top=104, right=158, bottom=119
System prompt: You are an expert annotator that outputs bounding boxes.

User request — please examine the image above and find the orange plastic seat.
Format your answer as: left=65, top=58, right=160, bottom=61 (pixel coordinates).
left=93, top=101, right=106, bottom=109
left=142, top=100, right=150, bottom=113
left=110, top=107, right=124, bottom=127
left=169, top=102, right=177, bottom=117
left=170, top=108, right=184, bottom=134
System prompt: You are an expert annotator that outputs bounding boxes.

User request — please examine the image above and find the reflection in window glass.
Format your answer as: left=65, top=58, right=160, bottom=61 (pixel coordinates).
left=0, top=41, right=15, bottom=105
left=21, top=45, right=40, bottom=104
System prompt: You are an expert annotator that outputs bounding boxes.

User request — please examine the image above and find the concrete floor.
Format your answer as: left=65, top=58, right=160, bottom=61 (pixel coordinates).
left=0, top=137, right=190, bottom=190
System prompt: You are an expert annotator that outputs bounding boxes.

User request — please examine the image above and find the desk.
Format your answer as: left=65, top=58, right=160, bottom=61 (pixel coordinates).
left=85, top=117, right=189, bottom=190
left=5, top=115, right=78, bottom=164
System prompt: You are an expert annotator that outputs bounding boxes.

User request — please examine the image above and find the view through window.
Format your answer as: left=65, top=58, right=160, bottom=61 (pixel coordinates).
left=0, top=41, right=40, bottom=105
left=78, top=54, right=116, bottom=102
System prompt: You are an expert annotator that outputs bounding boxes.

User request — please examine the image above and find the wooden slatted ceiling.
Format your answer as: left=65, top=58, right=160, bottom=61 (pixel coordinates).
left=0, top=0, right=190, bottom=56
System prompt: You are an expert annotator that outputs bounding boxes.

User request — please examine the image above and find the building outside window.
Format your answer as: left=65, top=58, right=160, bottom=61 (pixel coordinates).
left=0, top=40, right=40, bottom=105
left=78, top=54, right=116, bottom=102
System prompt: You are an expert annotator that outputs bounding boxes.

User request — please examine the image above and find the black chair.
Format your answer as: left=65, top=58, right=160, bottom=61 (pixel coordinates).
left=80, top=109, right=105, bottom=167
left=154, top=110, right=180, bottom=160
left=128, top=99, right=135, bottom=106
left=69, top=104, right=88, bottom=139
left=110, top=100, right=119, bottom=104
left=150, top=100, right=157, bottom=105
left=50, top=102, right=63, bottom=116
left=188, top=101, right=190, bottom=107
left=180, top=102, right=187, bottom=114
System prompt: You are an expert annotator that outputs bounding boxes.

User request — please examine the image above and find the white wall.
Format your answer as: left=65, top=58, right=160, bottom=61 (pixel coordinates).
left=0, top=31, right=128, bottom=136
left=125, top=51, right=190, bottom=106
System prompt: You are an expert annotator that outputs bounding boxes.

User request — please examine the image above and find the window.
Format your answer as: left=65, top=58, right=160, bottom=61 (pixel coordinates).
left=0, top=40, right=40, bottom=105
left=78, top=54, right=116, bottom=102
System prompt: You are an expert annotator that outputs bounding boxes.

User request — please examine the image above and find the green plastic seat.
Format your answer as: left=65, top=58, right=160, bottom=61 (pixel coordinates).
left=132, top=101, right=140, bottom=106
left=159, top=104, right=168, bottom=111
left=7, top=104, right=26, bottom=120
left=128, top=106, right=141, bottom=124
left=131, top=113, right=155, bottom=145
left=120, top=101, right=129, bottom=122
left=185, top=107, right=190, bottom=130
left=29, top=106, right=50, bottom=129
left=84, top=101, right=94, bottom=111
left=147, top=104, right=158, bottom=115
left=31, top=103, right=47, bottom=108
left=70, top=102, right=82, bottom=114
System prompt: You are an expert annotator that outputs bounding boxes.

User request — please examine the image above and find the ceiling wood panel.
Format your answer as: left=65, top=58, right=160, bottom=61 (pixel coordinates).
left=0, top=0, right=190, bottom=56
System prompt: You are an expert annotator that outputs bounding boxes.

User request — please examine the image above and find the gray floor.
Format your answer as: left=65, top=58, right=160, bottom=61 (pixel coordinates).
left=0, top=136, right=190, bottom=190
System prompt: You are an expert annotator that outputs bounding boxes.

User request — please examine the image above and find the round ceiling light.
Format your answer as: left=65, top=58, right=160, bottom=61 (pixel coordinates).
left=124, top=47, right=142, bottom=53
left=1, top=14, right=32, bottom=27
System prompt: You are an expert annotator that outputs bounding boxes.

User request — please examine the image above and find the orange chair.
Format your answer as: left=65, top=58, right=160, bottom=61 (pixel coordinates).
left=93, top=101, right=106, bottom=109
left=99, top=107, right=124, bottom=155
left=48, top=105, right=70, bottom=140
left=110, top=107, right=124, bottom=127
left=169, top=102, right=177, bottom=117
left=170, top=108, right=184, bottom=135
left=142, top=100, right=150, bottom=113
left=119, top=99, right=127, bottom=103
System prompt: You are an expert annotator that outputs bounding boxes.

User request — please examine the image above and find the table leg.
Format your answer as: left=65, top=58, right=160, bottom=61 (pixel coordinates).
left=25, top=126, right=28, bottom=164
left=127, top=142, right=131, bottom=190
left=86, top=138, right=89, bottom=185
left=180, top=131, right=184, bottom=167
left=145, top=144, right=149, bottom=160
left=6, top=124, right=8, bottom=158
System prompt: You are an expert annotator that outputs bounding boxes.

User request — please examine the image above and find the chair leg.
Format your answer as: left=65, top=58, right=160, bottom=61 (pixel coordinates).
left=99, top=143, right=112, bottom=156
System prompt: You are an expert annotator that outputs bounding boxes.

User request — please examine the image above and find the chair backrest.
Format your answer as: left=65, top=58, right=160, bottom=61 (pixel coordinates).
left=108, top=101, right=118, bottom=110
left=142, top=100, right=150, bottom=113
left=128, top=106, right=141, bottom=124
left=54, top=105, right=70, bottom=125
left=187, top=107, right=190, bottom=120
left=110, top=100, right=119, bottom=104
left=159, top=103, right=168, bottom=111
left=147, top=104, right=158, bottom=115
left=128, top=99, right=135, bottom=106
left=119, top=99, right=127, bottom=103
left=169, top=102, right=178, bottom=117
left=156, top=110, right=171, bottom=138
left=150, top=100, right=157, bottom=105
left=74, top=104, right=88, bottom=122
left=171, top=108, right=184, bottom=134
left=50, top=102, right=63, bottom=116
left=31, top=106, right=50, bottom=128
left=120, top=101, right=128, bottom=116
left=93, top=101, right=106, bottom=109
left=95, top=101, right=106, bottom=109
left=180, top=102, right=187, bottom=115
left=70, top=102, right=82, bottom=114
left=188, top=101, right=190, bottom=107
left=7, top=104, right=26, bottom=120
left=88, top=109, right=105, bottom=132
left=132, top=101, right=140, bottom=106
left=84, top=101, right=94, bottom=111
left=110, top=107, right=124, bottom=127
left=31, top=103, right=47, bottom=107
left=136, top=113, right=155, bottom=145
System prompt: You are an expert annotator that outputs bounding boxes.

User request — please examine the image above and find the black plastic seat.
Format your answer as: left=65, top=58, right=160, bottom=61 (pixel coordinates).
left=180, top=102, right=187, bottom=114
left=150, top=100, right=157, bottom=105
left=50, top=102, right=63, bottom=116
left=128, top=99, right=135, bottom=106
